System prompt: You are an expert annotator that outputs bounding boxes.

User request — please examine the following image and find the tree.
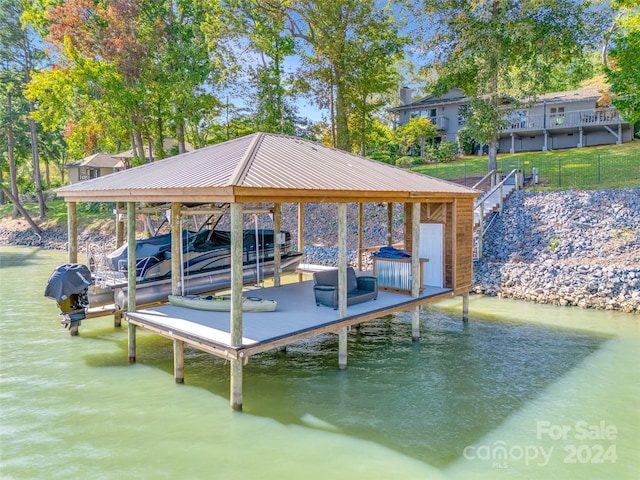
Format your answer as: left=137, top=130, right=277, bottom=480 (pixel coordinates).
left=394, top=116, right=437, bottom=158
left=0, top=0, right=47, bottom=217
left=604, top=0, right=640, bottom=125
left=414, top=0, right=596, bottom=170
left=273, top=0, right=404, bottom=152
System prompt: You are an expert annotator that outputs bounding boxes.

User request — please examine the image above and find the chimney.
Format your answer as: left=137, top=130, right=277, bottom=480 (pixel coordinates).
left=400, top=87, right=413, bottom=106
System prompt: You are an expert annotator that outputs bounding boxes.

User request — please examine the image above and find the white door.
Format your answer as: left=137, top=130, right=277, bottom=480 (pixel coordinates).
left=419, top=223, right=444, bottom=288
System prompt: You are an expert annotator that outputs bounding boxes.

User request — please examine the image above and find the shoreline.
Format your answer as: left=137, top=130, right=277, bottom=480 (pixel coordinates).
left=1, top=188, right=638, bottom=313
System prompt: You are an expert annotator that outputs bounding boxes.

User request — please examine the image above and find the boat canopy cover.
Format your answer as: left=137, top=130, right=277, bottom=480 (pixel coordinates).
left=44, top=263, right=92, bottom=302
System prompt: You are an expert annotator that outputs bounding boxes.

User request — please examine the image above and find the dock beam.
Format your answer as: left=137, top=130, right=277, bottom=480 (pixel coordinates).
left=337, top=203, right=348, bottom=369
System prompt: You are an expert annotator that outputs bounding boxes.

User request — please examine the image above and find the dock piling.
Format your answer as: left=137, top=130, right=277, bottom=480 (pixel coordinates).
left=174, top=339, right=185, bottom=384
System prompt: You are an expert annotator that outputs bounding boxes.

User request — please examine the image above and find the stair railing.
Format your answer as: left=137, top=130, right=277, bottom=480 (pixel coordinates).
left=474, top=169, right=521, bottom=259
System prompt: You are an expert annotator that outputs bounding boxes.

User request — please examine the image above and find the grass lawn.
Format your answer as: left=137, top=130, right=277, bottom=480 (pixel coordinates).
left=411, top=140, right=640, bottom=190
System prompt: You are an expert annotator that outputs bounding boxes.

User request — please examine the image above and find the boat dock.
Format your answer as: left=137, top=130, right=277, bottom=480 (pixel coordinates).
left=126, top=280, right=453, bottom=367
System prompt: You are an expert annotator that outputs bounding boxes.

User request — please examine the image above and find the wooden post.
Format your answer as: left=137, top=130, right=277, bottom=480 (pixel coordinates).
left=113, top=310, right=122, bottom=328
left=462, top=293, right=469, bottom=322
left=387, top=202, right=393, bottom=246
left=171, top=203, right=182, bottom=295
left=127, top=202, right=137, bottom=363
left=67, top=202, right=78, bottom=264
left=499, top=183, right=504, bottom=214
left=411, top=202, right=421, bottom=342
left=67, top=201, right=79, bottom=335
left=338, top=203, right=348, bottom=318
left=338, top=203, right=348, bottom=369
left=357, top=203, right=363, bottom=271
left=273, top=203, right=281, bottom=287
left=338, top=327, right=348, bottom=370
left=115, top=202, right=125, bottom=248
left=174, top=339, right=185, bottom=384
left=230, top=203, right=244, bottom=411
left=298, top=202, right=304, bottom=282
left=477, top=203, right=484, bottom=258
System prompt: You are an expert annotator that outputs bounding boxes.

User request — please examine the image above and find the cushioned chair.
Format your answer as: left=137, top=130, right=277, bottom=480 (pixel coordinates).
left=313, top=267, right=377, bottom=309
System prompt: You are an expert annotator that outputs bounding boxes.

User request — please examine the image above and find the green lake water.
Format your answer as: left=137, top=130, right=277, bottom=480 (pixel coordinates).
left=1, top=246, right=638, bottom=479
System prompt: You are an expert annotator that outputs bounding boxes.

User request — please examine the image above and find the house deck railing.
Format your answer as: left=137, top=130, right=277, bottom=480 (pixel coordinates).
left=504, top=107, right=622, bottom=133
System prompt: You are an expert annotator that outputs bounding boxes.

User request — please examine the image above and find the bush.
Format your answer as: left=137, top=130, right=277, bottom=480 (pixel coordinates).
left=457, top=127, right=476, bottom=155
left=425, top=141, right=458, bottom=163
left=369, top=151, right=393, bottom=164
left=395, top=156, right=416, bottom=167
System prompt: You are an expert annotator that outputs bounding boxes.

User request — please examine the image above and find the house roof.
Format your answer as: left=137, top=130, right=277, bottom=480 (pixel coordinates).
left=55, top=133, right=478, bottom=204
left=66, top=153, right=125, bottom=169
left=390, top=87, right=606, bottom=113
left=113, top=138, right=194, bottom=159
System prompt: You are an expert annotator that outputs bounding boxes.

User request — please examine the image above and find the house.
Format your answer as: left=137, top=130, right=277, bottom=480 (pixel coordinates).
left=65, top=153, right=125, bottom=184
left=389, top=87, right=635, bottom=154
left=112, top=138, right=194, bottom=162
left=66, top=139, right=195, bottom=184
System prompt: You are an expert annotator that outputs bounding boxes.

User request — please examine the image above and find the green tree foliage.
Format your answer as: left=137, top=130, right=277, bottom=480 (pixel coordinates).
left=605, top=0, right=640, bottom=125
left=1, top=0, right=48, bottom=216
left=414, top=0, right=597, bottom=171
left=275, top=0, right=404, bottom=151
left=394, top=116, right=437, bottom=157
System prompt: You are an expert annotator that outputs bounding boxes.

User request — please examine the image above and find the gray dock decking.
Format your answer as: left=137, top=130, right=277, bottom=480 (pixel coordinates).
left=126, top=280, right=452, bottom=360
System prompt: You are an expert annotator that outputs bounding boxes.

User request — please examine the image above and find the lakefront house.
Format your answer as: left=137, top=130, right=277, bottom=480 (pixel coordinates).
left=389, top=87, right=635, bottom=154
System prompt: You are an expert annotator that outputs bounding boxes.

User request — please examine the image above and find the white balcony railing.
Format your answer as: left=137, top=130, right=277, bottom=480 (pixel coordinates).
left=504, top=108, right=621, bottom=133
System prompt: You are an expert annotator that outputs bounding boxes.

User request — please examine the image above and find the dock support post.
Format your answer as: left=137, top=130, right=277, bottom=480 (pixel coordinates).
left=127, top=202, right=137, bottom=363
left=462, top=293, right=469, bottom=322
left=338, top=203, right=348, bottom=318
left=298, top=202, right=304, bottom=282
left=114, top=311, right=122, bottom=328
left=67, top=202, right=78, bottom=264
left=174, top=339, right=185, bottom=384
left=115, top=202, right=125, bottom=248
left=230, top=203, right=244, bottom=411
left=67, top=201, right=79, bottom=335
left=357, top=203, right=363, bottom=271
left=273, top=203, right=281, bottom=287
left=171, top=202, right=182, bottom=295
left=411, top=202, right=421, bottom=342
left=338, top=327, right=348, bottom=369
left=387, top=202, right=393, bottom=246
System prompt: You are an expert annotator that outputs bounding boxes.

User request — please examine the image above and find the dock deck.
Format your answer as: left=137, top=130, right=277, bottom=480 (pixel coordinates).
left=126, top=280, right=453, bottom=361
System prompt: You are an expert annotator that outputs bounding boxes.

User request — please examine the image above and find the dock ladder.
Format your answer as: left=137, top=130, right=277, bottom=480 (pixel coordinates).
left=473, top=169, right=523, bottom=259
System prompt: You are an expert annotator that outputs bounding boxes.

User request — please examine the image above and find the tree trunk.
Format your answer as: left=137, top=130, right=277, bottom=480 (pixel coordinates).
left=0, top=169, right=4, bottom=205
left=335, top=78, right=351, bottom=152
left=1, top=186, right=43, bottom=236
left=488, top=142, right=498, bottom=172
left=28, top=111, right=46, bottom=219
left=7, top=90, right=18, bottom=215
left=176, top=120, right=186, bottom=153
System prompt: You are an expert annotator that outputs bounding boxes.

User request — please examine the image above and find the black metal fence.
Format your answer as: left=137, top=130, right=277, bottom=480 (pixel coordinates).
left=500, top=151, right=640, bottom=189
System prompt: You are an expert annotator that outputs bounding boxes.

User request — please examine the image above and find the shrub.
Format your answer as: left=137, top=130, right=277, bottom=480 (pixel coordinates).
left=457, top=127, right=476, bottom=155
left=395, top=156, right=416, bottom=167
left=424, top=141, right=458, bottom=163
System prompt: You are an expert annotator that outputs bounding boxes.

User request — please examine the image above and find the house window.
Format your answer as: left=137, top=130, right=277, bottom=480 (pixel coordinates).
left=550, top=106, right=565, bottom=125
left=458, top=105, right=469, bottom=126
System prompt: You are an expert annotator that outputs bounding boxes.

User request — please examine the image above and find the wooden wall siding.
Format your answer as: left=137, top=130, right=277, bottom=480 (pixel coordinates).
left=421, top=203, right=445, bottom=223
left=444, top=203, right=454, bottom=288
left=454, top=198, right=475, bottom=293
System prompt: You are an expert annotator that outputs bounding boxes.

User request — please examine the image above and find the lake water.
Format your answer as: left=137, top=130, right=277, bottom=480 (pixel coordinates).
left=1, top=246, right=638, bottom=479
